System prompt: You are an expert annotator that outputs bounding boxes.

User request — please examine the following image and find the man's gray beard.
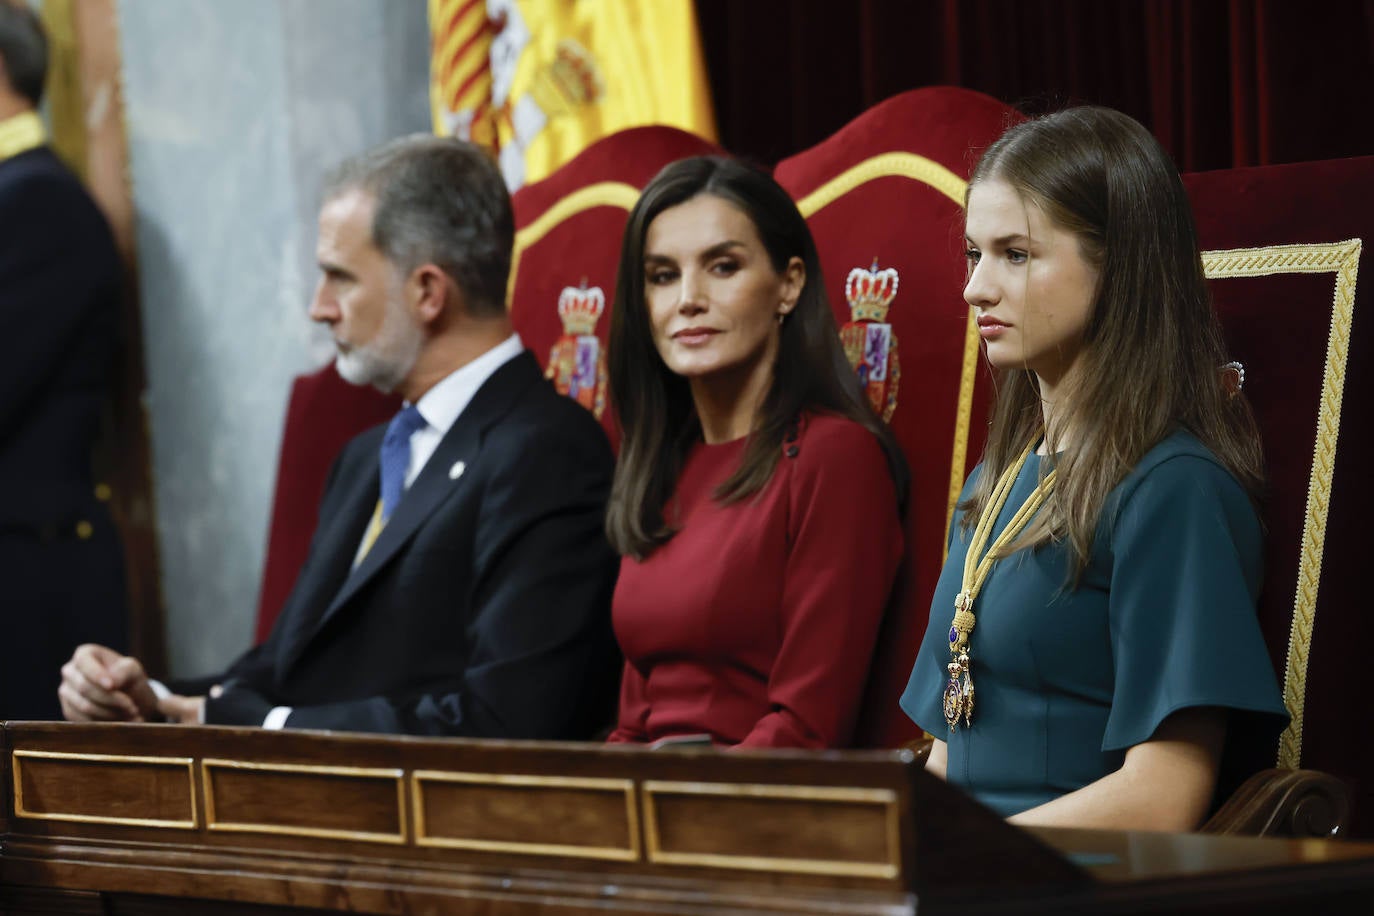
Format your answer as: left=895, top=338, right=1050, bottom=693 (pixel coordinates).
left=334, top=302, right=424, bottom=393
left=335, top=347, right=408, bottom=393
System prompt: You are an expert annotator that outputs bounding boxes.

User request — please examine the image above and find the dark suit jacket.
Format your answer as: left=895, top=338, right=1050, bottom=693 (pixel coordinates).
left=0, top=145, right=128, bottom=720
left=197, top=351, right=621, bottom=738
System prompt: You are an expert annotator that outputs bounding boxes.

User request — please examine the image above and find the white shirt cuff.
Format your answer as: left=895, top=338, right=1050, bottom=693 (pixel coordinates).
left=262, top=706, right=293, bottom=730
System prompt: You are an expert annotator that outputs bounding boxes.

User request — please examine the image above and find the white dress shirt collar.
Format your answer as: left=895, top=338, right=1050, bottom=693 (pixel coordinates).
left=411, top=332, right=524, bottom=438
left=400, top=333, right=524, bottom=490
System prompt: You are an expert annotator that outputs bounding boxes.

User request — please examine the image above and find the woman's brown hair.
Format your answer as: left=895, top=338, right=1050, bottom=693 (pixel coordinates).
left=961, top=106, right=1264, bottom=576
left=606, top=156, right=908, bottom=559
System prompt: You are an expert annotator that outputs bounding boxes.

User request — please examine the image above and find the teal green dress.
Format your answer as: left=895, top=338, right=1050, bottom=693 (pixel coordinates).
left=900, top=431, right=1288, bottom=817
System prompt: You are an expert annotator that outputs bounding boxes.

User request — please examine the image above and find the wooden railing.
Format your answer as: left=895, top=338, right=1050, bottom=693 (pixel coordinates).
left=3, top=722, right=1374, bottom=915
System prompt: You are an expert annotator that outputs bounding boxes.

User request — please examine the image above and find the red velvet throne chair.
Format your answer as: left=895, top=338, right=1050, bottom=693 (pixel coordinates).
left=507, top=126, right=723, bottom=446
left=773, top=87, right=1021, bottom=748
left=1185, top=154, right=1373, bottom=837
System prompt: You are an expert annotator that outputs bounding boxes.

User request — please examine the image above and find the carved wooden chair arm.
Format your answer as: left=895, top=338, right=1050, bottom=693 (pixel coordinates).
left=901, top=735, right=933, bottom=766
left=1202, top=768, right=1351, bottom=838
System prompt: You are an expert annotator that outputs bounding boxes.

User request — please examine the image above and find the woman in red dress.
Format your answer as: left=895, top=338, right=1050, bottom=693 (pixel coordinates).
left=605, top=157, right=908, bottom=748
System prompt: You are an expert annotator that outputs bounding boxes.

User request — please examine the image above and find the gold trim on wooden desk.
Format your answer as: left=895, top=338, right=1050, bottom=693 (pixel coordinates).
left=641, top=780, right=902, bottom=879
left=201, top=759, right=407, bottom=844
left=12, top=750, right=197, bottom=829
left=412, top=771, right=640, bottom=861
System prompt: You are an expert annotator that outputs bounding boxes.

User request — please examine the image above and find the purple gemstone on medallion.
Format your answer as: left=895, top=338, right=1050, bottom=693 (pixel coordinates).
left=948, top=626, right=958, bottom=644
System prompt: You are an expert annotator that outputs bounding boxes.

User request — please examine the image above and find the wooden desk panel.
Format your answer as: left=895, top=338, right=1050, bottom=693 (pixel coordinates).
left=13, top=750, right=196, bottom=829
left=202, top=759, right=407, bottom=843
left=2, top=723, right=1374, bottom=915
left=413, top=771, right=639, bottom=859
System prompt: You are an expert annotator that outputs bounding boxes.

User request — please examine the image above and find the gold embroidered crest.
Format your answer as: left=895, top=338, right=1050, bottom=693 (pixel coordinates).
left=544, top=282, right=607, bottom=418
left=840, top=259, right=900, bottom=422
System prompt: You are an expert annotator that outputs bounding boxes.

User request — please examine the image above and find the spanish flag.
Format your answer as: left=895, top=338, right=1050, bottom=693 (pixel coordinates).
left=429, top=0, right=717, bottom=189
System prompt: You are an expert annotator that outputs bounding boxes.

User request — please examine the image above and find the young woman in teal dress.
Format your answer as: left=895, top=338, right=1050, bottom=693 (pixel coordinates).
left=901, top=107, right=1287, bottom=830
left=605, top=158, right=908, bottom=748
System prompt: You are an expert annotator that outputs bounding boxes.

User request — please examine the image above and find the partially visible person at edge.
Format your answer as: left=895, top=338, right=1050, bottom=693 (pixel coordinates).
left=901, top=106, right=1287, bottom=830
left=0, top=1, right=129, bottom=721
left=58, top=134, right=621, bottom=738
left=604, top=156, right=909, bottom=749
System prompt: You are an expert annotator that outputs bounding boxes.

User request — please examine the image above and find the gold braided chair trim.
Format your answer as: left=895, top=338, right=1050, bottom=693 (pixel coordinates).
left=507, top=181, right=641, bottom=306
left=793, top=153, right=973, bottom=545
left=1201, top=238, right=1363, bottom=769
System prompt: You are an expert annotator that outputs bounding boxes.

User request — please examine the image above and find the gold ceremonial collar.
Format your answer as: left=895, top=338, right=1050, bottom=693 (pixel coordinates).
left=0, top=111, right=46, bottom=163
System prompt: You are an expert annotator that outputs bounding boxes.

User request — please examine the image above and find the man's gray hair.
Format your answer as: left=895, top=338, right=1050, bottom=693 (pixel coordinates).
left=323, top=135, right=514, bottom=318
left=0, top=2, right=48, bottom=107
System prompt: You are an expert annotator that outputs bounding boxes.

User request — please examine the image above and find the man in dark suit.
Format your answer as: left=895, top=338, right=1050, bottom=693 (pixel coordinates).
left=59, top=134, right=621, bottom=737
left=0, top=3, right=129, bottom=720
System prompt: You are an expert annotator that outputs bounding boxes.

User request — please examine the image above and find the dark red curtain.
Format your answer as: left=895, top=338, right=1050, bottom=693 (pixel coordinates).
left=696, top=0, right=1374, bottom=171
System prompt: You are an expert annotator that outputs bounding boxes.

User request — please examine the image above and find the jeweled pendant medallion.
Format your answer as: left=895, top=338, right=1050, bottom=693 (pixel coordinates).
left=943, top=660, right=963, bottom=729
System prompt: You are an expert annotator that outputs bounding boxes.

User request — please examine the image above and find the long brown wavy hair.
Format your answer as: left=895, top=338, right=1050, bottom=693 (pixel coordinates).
left=961, top=107, right=1264, bottom=577
left=606, top=157, right=908, bottom=559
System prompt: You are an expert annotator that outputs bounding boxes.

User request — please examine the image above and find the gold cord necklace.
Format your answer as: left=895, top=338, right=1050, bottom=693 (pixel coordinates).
left=944, top=442, right=1057, bottom=730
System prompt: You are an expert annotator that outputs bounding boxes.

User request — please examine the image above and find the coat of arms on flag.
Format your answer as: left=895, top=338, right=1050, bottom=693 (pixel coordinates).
left=429, top=0, right=716, bottom=190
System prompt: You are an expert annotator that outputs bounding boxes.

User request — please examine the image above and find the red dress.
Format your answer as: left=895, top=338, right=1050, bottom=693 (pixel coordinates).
left=607, top=413, right=903, bottom=748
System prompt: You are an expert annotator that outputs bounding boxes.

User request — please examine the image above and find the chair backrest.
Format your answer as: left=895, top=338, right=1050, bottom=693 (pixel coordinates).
left=773, top=87, right=1021, bottom=747
left=508, top=126, right=723, bottom=447
left=254, top=364, right=399, bottom=642
left=1185, top=154, right=1374, bottom=835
